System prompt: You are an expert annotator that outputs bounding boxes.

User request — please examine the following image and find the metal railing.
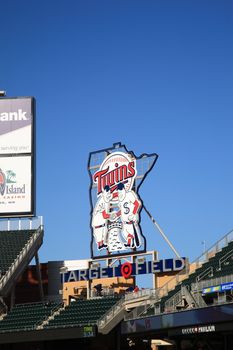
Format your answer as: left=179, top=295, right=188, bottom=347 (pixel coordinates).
left=125, top=303, right=150, bottom=321
left=151, top=229, right=233, bottom=301
left=196, top=266, right=213, bottom=282
left=191, top=274, right=233, bottom=292
left=0, top=297, right=7, bottom=315
left=181, top=285, right=198, bottom=307
left=36, top=303, right=64, bottom=330
left=125, top=295, right=233, bottom=321
left=97, top=289, right=160, bottom=328
left=164, top=290, right=183, bottom=311
left=0, top=225, right=44, bottom=291
left=128, top=228, right=233, bottom=320
left=0, top=216, right=43, bottom=231
left=97, top=297, right=125, bottom=329
left=125, top=288, right=157, bottom=301
left=218, top=249, right=233, bottom=270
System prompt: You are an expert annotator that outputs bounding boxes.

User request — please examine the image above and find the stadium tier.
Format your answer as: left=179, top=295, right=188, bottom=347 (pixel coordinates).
left=125, top=232, right=233, bottom=319
left=44, top=296, right=121, bottom=329
left=158, top=238, right=233, bottom=312
left=0, top=230, right=35, bottom=276
left=0, top=302, right=60, bottom=333
left=0, top=226, right=44, bottom=300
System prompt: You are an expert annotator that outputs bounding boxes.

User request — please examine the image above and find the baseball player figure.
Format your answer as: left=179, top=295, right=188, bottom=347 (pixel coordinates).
left=117, top=182, right=142, bottom=248
left=92, top=185, right=114, bottom=250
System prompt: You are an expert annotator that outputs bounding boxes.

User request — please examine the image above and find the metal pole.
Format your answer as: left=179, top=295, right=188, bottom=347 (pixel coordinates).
left=201, top=240, right=206, bottom=254
left=87, top=261, right=92, bottom=299
left=152, top=251, right=157, bottom=290
left=143, top=205, right=181, bottom=258
left=35, top=251, right=44, bottom=301
left=10, top=287, right=15, bottom=310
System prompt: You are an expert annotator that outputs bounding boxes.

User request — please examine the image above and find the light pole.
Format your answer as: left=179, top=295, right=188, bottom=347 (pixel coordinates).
left=201, top=240, right=206, bottom=254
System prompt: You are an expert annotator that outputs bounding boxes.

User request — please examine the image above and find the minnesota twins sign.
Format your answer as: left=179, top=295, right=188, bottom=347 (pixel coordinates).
left=88, top=143, right=158, bottom=259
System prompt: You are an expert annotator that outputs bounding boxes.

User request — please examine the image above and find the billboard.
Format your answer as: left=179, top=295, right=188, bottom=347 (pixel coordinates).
left=88, top=142, right=158, bottom=259
left=0, top=156, right=34, bottom=216
left=0, top=97, right=35, bottom=217
left=0, top=97, right=34, bottom=154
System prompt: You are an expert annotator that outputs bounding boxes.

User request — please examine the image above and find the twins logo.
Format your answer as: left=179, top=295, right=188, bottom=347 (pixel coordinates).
left=0, top=169, right=6, bottom=196
left=93, top=152, right=136, bottom=195
left=92, top=152, right=142, bottom=253
left=89, top=143, right=158, bottom=259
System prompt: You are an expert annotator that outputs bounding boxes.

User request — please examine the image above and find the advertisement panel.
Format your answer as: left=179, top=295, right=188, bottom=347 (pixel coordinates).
left=0, top=97, right=34, bottom=154
left=88, top=142, right=158, bottom=259
left=0, top=156, right=34, bottom=217
left=202, top=281, right=233, bottom=295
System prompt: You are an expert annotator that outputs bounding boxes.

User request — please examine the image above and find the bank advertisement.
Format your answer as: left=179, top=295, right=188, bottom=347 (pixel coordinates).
left=0, top=97, right=34, bottom=154
left=0, top=156, right=34, bottom=216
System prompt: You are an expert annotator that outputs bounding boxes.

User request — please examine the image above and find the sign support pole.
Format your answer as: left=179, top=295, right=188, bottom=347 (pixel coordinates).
left=143, top=205, right=181, bottom=258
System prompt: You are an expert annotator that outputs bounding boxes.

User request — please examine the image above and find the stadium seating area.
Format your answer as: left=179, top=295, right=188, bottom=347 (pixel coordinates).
left=0, top=296, right=121, bottom=333
left=0, top=302, right=60, bottom=333
left=44, top=296, right=121, bottom=329
left=155, top=239, right=233, bottom=313
left=0, top=225, right=232, bottom=344
left=0, top=230, right=36, bottom=277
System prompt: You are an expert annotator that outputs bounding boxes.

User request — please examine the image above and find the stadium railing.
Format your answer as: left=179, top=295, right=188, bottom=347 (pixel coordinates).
left=0, top=217, right=44, bottom=295
left=124, top=228, right=233, bottom=320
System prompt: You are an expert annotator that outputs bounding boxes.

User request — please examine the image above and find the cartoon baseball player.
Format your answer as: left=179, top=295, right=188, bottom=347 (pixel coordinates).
left=116, top=182, right=142, bottom=248
left=92, top=185, right=114, bottom=250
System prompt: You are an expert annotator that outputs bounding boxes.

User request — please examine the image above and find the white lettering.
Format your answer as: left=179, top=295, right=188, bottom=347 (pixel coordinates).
left=100, top=267, right=108, bottom=278
left=182, top=325, right=215, bottom=335
left=68, top=270, right=77, bottom=282
left=0, top=109, right=28, bottom=121
left=174, top=258, right=185, bottom=271
left=151, top=261, right=161, bottom=273
left=79, top=269, right=88, bottom=280
left=163, top=259, right=172, bottom=272
left=135, top=262, right=144, bottom=274
left=89, top=268, right=99, bottom=279
left=0, top=112, right=8, bottom=121
left=9, top=112, right=18, bottom=120
left=61, top=272, right=65, bottom=284
left=18, top=109, right=27, bottom=120
left=112, top=266, right=117, bottom=277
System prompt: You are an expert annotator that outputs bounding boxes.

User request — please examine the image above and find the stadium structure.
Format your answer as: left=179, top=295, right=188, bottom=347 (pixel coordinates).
left=0, top=97, right=233, bottom=350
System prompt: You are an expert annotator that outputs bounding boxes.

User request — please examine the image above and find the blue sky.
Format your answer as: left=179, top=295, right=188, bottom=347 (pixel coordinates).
left=0, top=1, right=233, bottom=272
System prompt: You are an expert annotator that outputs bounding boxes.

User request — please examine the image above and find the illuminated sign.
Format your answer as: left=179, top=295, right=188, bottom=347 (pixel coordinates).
left=88, top=143, right=158, bottom=259
left=62, top=258, right=186, bottom=282
left=83, top=326, right=95, bottom=337
left=182, top=325, right=215, bottom=334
